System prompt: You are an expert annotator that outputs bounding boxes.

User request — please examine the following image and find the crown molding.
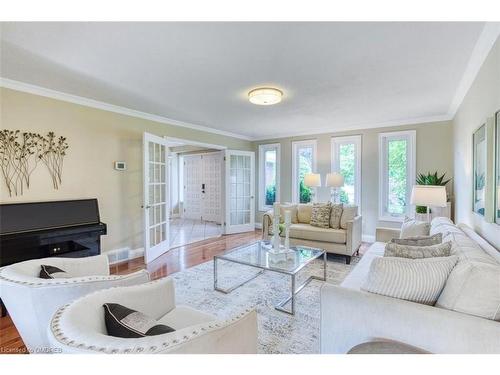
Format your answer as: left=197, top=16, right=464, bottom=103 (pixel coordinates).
left=250, top=114, right=453, bottom=141
left=0, top=78, right=254, bottom=141
left=448, top=22, right=500, bottom=117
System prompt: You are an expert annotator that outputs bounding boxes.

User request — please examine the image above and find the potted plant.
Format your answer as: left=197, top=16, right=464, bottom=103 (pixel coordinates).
left=415, top=172, right=452, bottom=220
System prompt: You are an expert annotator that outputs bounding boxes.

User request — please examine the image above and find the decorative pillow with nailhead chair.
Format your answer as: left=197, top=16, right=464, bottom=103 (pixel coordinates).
left=47, top=277, right=258, bottom=354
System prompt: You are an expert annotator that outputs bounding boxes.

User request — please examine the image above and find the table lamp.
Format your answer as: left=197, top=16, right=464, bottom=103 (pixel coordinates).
left=410, top=185, right=447, bottom=222
left=326, top=172, right=345, bottom=203
left=304, top=173, right=321, bottom=202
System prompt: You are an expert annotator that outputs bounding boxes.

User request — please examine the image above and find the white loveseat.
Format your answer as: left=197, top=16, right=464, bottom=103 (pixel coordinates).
left=48, top=277, right=258, bottom=354
left=262, top=203, right=362, bottom=263
left=0, top=255, right=150, bottom=352
left=320, top=218, right=500, bottom=354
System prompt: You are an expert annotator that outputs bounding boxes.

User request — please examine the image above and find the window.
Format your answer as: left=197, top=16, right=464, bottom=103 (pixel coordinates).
left=292, top=140, right=317, bottom=203
left=331, top=135, right=362, bottom=208
left=379, top=130, right=416, bottom=221
left=258, top=143, right=280, bottom=211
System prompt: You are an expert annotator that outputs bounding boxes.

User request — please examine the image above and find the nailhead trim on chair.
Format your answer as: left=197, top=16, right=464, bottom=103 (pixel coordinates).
left=0, top=270, right=146, bottom=287
left=49, top=305, right=254, bottom=354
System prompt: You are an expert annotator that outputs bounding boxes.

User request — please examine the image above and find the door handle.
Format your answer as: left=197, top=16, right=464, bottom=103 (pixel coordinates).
left=142, top=205, right=151, bottom=209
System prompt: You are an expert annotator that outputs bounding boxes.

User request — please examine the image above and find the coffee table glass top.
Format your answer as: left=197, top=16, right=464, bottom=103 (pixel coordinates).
left=216, top=241, right=324, bottom=274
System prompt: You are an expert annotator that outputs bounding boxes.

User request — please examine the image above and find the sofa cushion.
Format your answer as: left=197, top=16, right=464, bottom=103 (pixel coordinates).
left=329, top=203, right=343, bottom=229
left=310, top=202, right=332, bottom=228
left=430, top=217, right=463, bottom=237
left=279, top=203, right=299, bottom=224
left=340, top=205, right=358, bottom=229
left=384, top=241, right=452, bottom=259
left=445, top=232, right=498, bottom=265
left=286, top=223, right=346, bottom=243
left=361, top=256, right=458, bottom=305
left=297, top=204, right=313, bottom=223
left=158, top=305, right=216, bottom=330
left=400, top=217, right=430, bottom=238
left=341, top=242, right=385, bottom=290
left=391, top=233, right=442, bottom=246
left=436, top=261, right=500, bottom=321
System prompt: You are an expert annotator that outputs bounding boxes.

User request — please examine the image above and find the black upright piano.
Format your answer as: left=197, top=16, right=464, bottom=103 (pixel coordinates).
left=0, top=199, right=107, bottom=316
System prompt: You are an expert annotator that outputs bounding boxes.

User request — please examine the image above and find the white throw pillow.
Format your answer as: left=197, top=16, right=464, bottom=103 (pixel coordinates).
left=436, top=261, right=500, bottom=321
left=400, top=217, right=430, bottom=238
left=361, top=256, right=458, bottom=305
left=340, top=205, right=358, bottom=229
left=297, top=204, right=313, bottom=224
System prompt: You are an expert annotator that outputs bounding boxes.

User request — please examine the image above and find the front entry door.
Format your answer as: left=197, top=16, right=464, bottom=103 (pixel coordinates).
left=143, top=133, right=169, bottom=263
left=225, top=150, right=255, bottom=234
left=201, top=152, right=222, bottom=223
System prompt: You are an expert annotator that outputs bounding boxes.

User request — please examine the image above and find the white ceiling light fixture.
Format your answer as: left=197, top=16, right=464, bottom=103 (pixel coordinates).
left=248, top=87, right=283, bottom=106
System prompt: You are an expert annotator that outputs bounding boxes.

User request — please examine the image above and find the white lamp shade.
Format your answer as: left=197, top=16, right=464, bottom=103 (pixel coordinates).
left=326, top=173, right=344, bottom=188
left=304, top=173, right=321, bottom=187
left=410, top=185, right=447, bottom=207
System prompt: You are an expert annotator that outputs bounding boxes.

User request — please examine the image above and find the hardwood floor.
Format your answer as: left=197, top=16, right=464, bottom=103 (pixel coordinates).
left=0, top=230, right=369, bottom=354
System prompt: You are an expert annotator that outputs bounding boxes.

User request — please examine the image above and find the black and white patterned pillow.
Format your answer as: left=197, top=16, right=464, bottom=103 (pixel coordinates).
left=39, top=265, right=69, bottom=279
left=103, top=303, right=175, bottom=338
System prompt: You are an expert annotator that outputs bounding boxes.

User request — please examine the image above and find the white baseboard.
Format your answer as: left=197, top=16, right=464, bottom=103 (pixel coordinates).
left=255, top=222, right=263, bottom=229
left=362, top=234, right=376, bottom=243
left=107, top=246, right=144, bottom=265
left=129, top=247, right=145, bottom=259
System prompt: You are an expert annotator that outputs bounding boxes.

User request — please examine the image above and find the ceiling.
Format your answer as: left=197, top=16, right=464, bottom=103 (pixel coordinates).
left=0, top=22, right=491, bottom=140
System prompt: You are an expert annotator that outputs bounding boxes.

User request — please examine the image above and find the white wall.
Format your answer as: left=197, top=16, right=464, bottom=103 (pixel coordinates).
left=253, top=121, right=454, bottom=240
left=453, top=36, right=500, bottom=249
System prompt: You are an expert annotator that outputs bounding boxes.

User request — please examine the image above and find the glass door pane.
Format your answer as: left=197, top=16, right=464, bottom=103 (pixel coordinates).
left=229, top=154, right=252, bottom=225
left=225, top=150, right=255, bottom=234
left=143, top=133, right=169, bottom=263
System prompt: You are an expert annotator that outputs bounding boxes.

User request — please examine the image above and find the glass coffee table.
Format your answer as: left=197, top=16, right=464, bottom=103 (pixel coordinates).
left=213, top=241, right=326, bottom=315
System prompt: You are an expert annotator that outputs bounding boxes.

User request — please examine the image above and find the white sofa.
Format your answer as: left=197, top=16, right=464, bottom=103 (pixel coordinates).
left=0, top=255, right=150, bottom=353
left=320, top=218, right=500, bottom=354
left=48, top=277, right=258, bottom=354
left=262, top=203, right=362, bottom=263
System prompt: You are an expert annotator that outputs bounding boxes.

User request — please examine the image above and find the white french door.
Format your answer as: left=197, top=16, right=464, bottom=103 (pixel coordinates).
left=225, top=150, right=255, bottom=234
left=143, top=132, right=169, bottom=263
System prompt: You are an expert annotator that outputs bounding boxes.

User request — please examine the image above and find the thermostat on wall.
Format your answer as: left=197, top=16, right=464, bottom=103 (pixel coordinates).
left=114, top=161, right=127, bottom=171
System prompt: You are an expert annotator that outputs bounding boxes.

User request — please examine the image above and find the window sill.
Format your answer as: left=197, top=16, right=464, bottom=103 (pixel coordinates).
left=378, top=215, right=405, bottom=223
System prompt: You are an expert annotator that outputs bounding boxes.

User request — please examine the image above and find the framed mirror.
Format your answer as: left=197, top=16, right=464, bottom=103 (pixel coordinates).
left=496, top=111, right=500, bottom=224
left=473, top=124, right=487, bottom=216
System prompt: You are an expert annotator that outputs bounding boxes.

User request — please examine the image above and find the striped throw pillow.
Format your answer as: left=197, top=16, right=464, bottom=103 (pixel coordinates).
left=361, top=256, right=458, bottom=305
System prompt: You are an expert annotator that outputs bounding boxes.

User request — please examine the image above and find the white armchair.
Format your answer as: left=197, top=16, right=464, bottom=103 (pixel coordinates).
left=48, top=277, right=258, bottom=354
left=0, top=255, right=150, bottom=353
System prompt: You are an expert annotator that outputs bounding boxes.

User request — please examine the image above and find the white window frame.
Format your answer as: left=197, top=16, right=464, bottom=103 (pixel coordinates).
left=378, top=130, right=416, bottom=222
left=258, top=143, right=281, bottom=211
left=292, top=140, right=317, bottom=204
left=331, top=135, right=362, bottom=209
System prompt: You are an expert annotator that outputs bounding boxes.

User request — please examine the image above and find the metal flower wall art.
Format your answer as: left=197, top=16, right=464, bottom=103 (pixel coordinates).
left=0, top=130, right=69, bottom=196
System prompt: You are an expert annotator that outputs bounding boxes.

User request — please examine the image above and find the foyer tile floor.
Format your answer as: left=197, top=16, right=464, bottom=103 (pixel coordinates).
left=169, top=217, right=222, bottom=248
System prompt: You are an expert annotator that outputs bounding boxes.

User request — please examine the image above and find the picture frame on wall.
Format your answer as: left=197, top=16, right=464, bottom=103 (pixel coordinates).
left=473, top=124, right=487, bottom=216
left=496, top=111, right=500, bottom=224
